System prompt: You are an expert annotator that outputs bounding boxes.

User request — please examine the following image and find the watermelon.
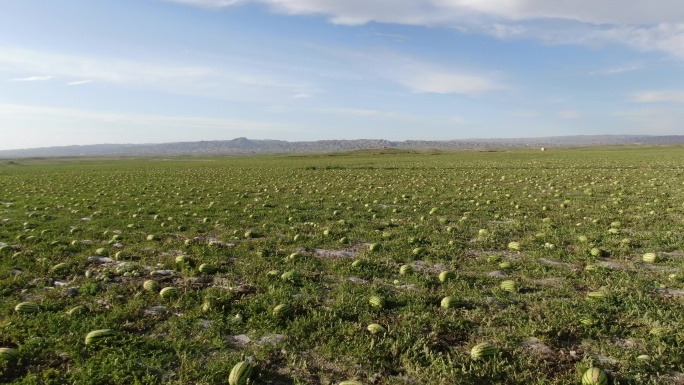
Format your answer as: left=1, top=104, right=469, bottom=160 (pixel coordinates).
left=399, top=264, right=413, bottom=275
left=500, top=280, right=517, bottom=293
left=228, top=361, right=253, bottom=385
left=266, top=269, right=280, bottom=277
left=487, top=255, right=501, bottom=263
left=85, top=329, right=115, bottom=345
left=338, top=381, right=364, bottom=385
left=580, top=317, right=596, bottom=326
left=581, top=367, right=608, bottom=385
left=160, top=286, right=179, bottom=299
left=95, top=248, right=107, bottom=256
left=67, top=305, right=88, bottom=316
left=642, top=252, right=657, bottom=263
left=0, top=347, right=18, bottom=360
left=351, top=259, right=364, bottom=268
left=586, top=291, right=606, bottom=301
left=273, top=304, right=293, bottom=317
left=15, top=301, right=40, bottom=314
left=438, top=271, right=455, bottom=283
left=143, top=280, right=161, bottom=292
left=281, top=270, right=299, bottom=283
left=470, top=342, right=497, bottom=360
left=367, top=323, right=386, bottom=335
left=52, top=263, right=70, bottom=275
left=198, top=263, right=217, bottom=274
left=440, top=296, right=457, bottom=309
left=368, top=243, right=381, bottom=252
left=369, top=295, right=385, bottom=309
left=507, top=241, right=521, bottom=251
left=498, top=261, right=512, bottom=269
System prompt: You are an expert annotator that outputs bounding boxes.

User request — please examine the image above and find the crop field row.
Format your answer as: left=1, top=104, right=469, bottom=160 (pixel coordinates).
left=1, top=147, right=684, bottom=384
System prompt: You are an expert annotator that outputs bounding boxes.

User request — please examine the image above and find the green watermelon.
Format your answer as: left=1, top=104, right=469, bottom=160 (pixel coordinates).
left=399, top=264, right=413, bottom=275
left=228, top=361, right=253, bottom=385
left=67, top=305, right=88, bottom=316
left=338, top=381, right=364, bottom=385
left=273, top=303, right=293, bottom=317
left=143, top=280, right=161, bottom=292
left=367, top=323, right=386, bottom=335
left=15, top=302, right=40, bottom=314
left=52, top=263, right=70, bottom=275
left=470, top=342, right=497, bottom=360
left=500, top=280, right=517, bottom=293
left=586, top=291, right=606, bottom=301
left=281, top=270, right=299, bottom=283
left=85, top=329, right=115, bottom=345
left=642, top=252, right=657, bottom=263
left=438, top=271, right=455, bottom=283
left=198, top=263, right=217, bottom=274
left=0, top=347, right=18, bottom=360
left=507, top=241, right=521, bottom=251
left=440, top=296, right=457, bottom=309
left=581, top=367, right=608, bottom=385
left=369, top=295, right=385, bottom=309
left=160, top=286, right=179, bottom=299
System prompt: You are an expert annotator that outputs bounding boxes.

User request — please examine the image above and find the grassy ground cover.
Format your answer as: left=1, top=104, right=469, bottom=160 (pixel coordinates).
left=1, top=146, right=683, bottom=384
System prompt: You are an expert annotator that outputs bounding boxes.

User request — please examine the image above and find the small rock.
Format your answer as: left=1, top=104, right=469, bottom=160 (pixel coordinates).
left=488, top=270, right=506, bottom=277
left=144, top=306, right=168, bottom=316
left=87, top=256, right=114, bottom=264
left=232, top=334, right=251, bottom=345
left=150, top=270, right=175, bottom=276
left=348, top=276, right=368, bottom=284
left=65, top=287, right=79, bottom=297
left=257, top=334, right=286, bottom=346
left=53, top=281, right=68, bottom=287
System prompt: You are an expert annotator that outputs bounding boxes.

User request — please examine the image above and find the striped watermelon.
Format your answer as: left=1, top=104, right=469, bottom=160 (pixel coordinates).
left=500, top=280, right=517, bottom=293
left=143, top=280, right=161, bottom=292
left=439, top=271, right=455, bottom=283
left=580, top=317, right=595, bottom=326
left=0, top=347, right=18, bottom=360
left=85, top=329, right=115, bottom=345
left=15, top=301, right=40, bottom=314
left=367, top=323, right=386, bottom=335
left=273, top=304, right=293, bottom=317
left=67, top=305, right=88, bottom=316
left=351, top=259, right=364, bottom=268
left=160, top=286, right=179, bottom=299
left=399, top=264, right=413, bottom=275
left=499, top=261, right=512, bottom=269
left=470, top=342, right=497, bottom=360
left=369, top=295, right=385, bottom=309
left=52, top=263, right=70, bottom=275
left=228, top=361, right=253, bottom=385
left=441, top=296, right=457, bottom=309
left=338, top=381, right=364, bottom=385
left=507, top=241, right=521, bottom=251
left=586, top=291, right=606, bottom=301
left=281, top=270, right=299, bottom=283
left=266, top=269, right=280, bottom=277
left=581, top=367, right=608, bottom=385
left=198, top=263, right=217, bottom=274
left=642, top=252, right=657, bottom=263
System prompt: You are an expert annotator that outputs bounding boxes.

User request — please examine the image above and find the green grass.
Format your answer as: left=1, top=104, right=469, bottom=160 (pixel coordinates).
left=1, top=146, right=684, bottom=384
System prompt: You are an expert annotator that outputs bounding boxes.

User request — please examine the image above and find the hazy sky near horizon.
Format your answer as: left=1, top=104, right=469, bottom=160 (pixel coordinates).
left=2, top=0, right=684, bottom=150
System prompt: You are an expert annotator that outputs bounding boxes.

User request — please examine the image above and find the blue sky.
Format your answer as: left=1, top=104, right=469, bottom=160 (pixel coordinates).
left=1, top=0, right=684, bottom=150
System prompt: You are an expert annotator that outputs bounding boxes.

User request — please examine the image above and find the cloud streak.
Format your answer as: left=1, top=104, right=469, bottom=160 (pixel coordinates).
left=67, top=79, right=93, bottom=86
left=630, top=91, right=684, bottom=104
left=165, top=0, right=684, bottom=59
left=10, top=75, right=52, bottom=81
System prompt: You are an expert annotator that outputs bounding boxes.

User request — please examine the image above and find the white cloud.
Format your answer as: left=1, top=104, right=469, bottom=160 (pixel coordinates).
left=630, top=91, right=684, bottom=104
left=0, top=47, right=312, bottom=101
left=292, top=93, right=311, bottom=98
left=166, top=0, right=684, bottom=58
left=67, top=79, right=93, bottom=86
left=557, top=110, right=582, bottom=119
left=10, top=75, right=52, bottom=81
left=589, top=64, right=643, bottom=75
left=326, top=48, right=500, bottom=95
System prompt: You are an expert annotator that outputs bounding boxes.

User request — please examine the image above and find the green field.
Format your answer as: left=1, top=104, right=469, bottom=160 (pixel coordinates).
left=1, top=147, right=683, bottom=384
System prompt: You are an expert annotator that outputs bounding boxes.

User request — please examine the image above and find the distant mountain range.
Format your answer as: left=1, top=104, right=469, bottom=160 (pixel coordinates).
left=1, top=135, right=684, bottom=158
